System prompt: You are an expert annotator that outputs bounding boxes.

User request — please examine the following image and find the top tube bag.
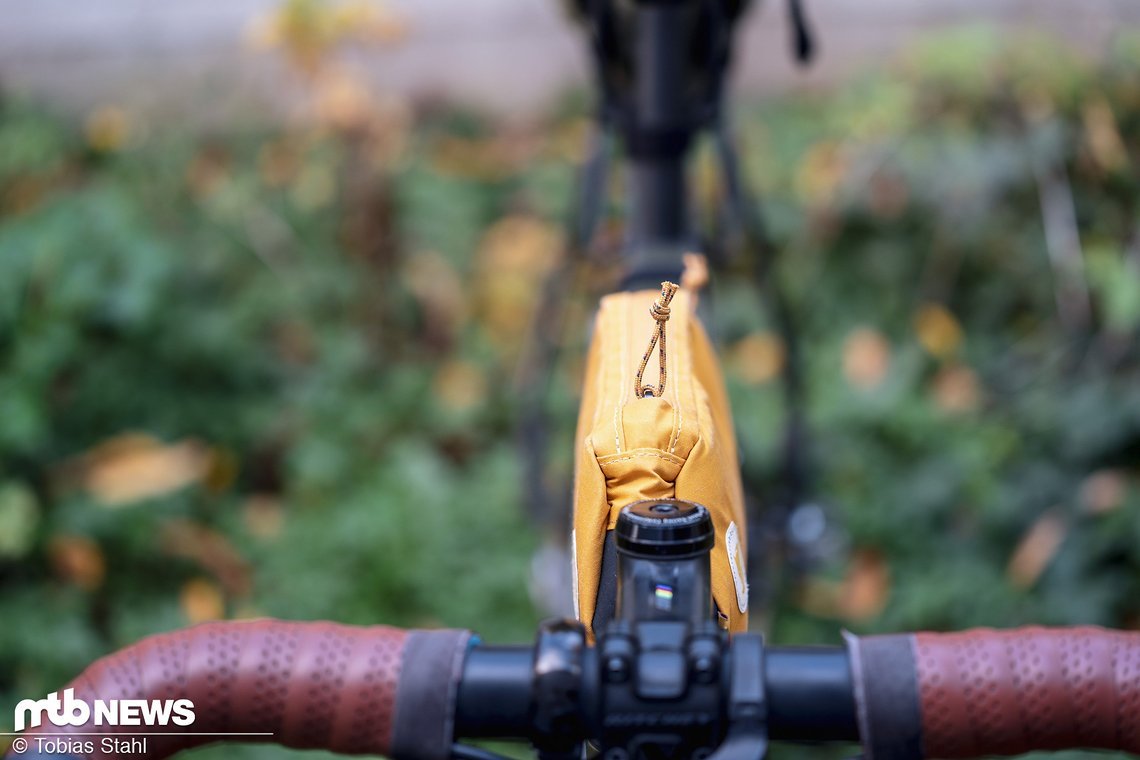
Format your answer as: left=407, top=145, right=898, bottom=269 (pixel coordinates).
left=572, top=283, right=749, bottom=637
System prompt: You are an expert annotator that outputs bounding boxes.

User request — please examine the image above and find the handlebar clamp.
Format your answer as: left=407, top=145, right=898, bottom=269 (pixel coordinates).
left=532, top=619, right=589, bottom=757
left=596, top=619, right=728, bottom=759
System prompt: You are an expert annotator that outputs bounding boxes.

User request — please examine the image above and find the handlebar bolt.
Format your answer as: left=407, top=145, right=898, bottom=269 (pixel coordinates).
left=692, top=654, right=716, bottom=683
left=605, top=655, right=630, bottom=683
left=689, top=634, right=720, bottom=684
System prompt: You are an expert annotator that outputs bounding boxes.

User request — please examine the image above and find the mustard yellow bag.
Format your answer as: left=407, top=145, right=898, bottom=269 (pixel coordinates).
left=572, top=284, right=748, bottom=636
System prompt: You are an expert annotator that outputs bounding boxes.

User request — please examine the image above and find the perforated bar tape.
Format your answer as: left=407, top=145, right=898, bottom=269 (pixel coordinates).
left=847, top=626, right=1140, bottom=759
left=6, top=620, right=471, bottom=760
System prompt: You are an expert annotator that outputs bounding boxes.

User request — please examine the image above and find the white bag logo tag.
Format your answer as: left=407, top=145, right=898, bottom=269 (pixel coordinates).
left=726, top=522, right=748, bottom=613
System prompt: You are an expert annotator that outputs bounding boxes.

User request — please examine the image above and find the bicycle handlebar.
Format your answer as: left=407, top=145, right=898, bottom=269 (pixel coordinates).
left=859, top=626, right=1140, bottom=758
left=8, top=621, right=471, bottom=760
left=8, top=621, right=1140, bottom=759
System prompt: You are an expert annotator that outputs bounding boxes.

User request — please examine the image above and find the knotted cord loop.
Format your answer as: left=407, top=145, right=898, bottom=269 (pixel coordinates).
left=634, top=281, right=680, bottom=399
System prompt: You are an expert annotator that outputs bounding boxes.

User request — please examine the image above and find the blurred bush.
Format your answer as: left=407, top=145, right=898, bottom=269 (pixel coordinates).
left=719, top=29, right=1140, bottom=649
left=0, top=13, right=576, bottom=738
left=1, top=17, right=1139, bottom=760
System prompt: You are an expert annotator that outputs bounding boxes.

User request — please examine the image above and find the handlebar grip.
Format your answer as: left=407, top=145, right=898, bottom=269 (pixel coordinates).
left=914, top=626, right=1140, bottom=758
left=9, top=619, right=471, bottom=760
left=848, top=626, right=1140, bottom=759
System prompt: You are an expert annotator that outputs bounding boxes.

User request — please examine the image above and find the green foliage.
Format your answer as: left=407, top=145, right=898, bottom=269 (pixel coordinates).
left=722, top=31, right=1140, bottom=648
left=0, top=96, right=560, bottom=740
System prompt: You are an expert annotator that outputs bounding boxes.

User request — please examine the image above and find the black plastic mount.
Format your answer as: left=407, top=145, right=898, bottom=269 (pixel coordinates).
left=596, top=618, right=726, bottom=759
left=527, top=618, right=773, bottom=759
left=454, top=633, right=858, bottom=753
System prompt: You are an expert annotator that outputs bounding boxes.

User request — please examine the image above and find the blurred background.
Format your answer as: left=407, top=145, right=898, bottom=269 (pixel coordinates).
left=2, top=1, right=1140, bottom=758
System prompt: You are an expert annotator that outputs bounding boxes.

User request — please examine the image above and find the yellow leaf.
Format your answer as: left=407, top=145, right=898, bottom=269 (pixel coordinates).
left=180, top=578, right=225, bottom=624
left=840, top=549, right=890, bottom=622
left=434, top=360, right=487, bottom=413
left=474, top=216, right=563, bottom=353
left=333, top=0, right=408, bottom=44
left=402, top=250, right=466, bottom=337
left=85, top=106, right=131, bottom=153
left=842, top=328, right=891, bottom=390
left=254, top=0, right=337, bottom=75
left=795, top=141, right=847, bottom=204
left=49, top=535, right=105, bottom=591
left=1083, top=96, right=1128, bottom=173
left=731, top=331, right=785, bottom=386
left=80, top=434, right=211, bottom=507
left=1007, top=510, right=1067, bottom=589
left=914, top=303, right=963, bottom=359
left=243, top=496, right=285, bottom=541
left=312, top=69, right=375, bottom=131
left=430, top=135, right=522, bottom=180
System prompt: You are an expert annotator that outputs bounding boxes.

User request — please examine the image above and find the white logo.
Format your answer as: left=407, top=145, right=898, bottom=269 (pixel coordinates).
left=14, top=689, right=195, bottom=731
left=726, top=522, right=748, bottom=613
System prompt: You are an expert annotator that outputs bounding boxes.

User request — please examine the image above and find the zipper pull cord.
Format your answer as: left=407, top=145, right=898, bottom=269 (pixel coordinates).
left=634, top=281, right=680, bottom=399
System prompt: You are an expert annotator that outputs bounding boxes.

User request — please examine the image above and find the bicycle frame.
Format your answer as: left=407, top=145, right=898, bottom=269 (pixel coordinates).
left=577, top=0, right=740, bottom=285
left=565, top=0, right=769, bottom=639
